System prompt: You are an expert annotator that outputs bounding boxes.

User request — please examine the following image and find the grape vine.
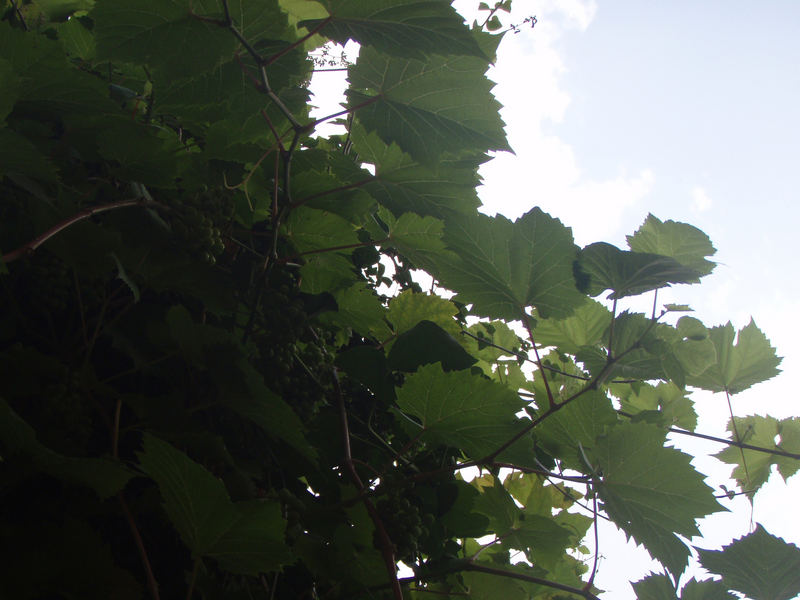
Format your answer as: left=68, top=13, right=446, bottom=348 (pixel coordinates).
left=0, top=2, right=798, bottom=600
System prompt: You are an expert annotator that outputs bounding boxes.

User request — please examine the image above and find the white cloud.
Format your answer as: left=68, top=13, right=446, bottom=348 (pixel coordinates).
left=691, top=186, right=713, bottom=213
left=474, top=0, right=652, bottom=245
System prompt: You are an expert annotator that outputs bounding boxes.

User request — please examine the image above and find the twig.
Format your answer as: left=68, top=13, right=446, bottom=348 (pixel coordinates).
left=112, top=398, right=122, bottom=458
left=9, top=0, right=28, bottom=30
left=480, top=313, right=664, bottom=464
left=266, top=17, right=332, bottom=66
left=2, top=198, right=151, bottom=263
left=522, top=313, right=555, bottom=408
left=617, top=410, right=800, bottom=461
left=311, top=94, right=383, bottom=129
left=334, top=369, right=404, bottom=600
left=290, top=177, right=373, bottom=209
left=186, top=558, right=200, bottom=600
left=606, top=298, right=618, bottom=359
left=119, top=493, right=160, bottom=600
left=583, top=491, right=600, bottom=593
left=725, top=389, right=752, bottom=487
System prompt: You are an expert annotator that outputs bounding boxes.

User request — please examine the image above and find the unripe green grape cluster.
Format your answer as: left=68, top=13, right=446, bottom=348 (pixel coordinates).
left=375, top=482, right=436, bottom=562
left=254, top=268, right=333, bottom=419
left=167, top=189, right=234, bottom=264
left=37, top=370, right=93, bottom=455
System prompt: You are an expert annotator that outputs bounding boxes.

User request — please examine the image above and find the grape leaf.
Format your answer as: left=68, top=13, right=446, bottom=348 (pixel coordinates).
left=534, top=390, right=618, bottom=473
left=632, top=573, right=677, bottom=600
left=679, top=579, right=736, bottom=600
left=594, top=422, right=724, bottom=576
left=92, top=0, right=235, bottom=79
left=138, top=434, right=291, bottom=574
left=578, top=242, right=702, bottom=299
left=427, top=208, right=585, bottom=321
left=386, top=289, right=460, bottom=340
left=301, top=0, right=488, bottom=60
left=352, top=125, right=483, bottom=217
left=463, top=320, right=524, bottom=363
left=775, top=417, right=800, bottom=481
left=383, top=211, right=446, bottom=264
left=697, top=525, right=800, bottom=600
left=632, top=574, right=735, bottom=600
left=0, top=59, right=19, bottom=123
left=0, top=398, right=134, bottom=499
left=627, top=214, right=716, bottom=277
left=396, top=363, right=535, bottom=464
left=686, top=319, right=782, bottom=394
left=284, top=206, right=360, bottom=253
left=320, top=282, right=393, bottom=341
left=388, top=320, right=476, bottom=372
left=347, top=46, right=509, bottom=163
left=715, top=415, right=800, bottom=494
left=533, top=298, right=612, bottom=354
left=614, top=382, right=697, bottom=431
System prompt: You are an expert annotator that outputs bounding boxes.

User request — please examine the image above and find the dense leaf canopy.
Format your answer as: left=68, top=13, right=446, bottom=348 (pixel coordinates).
left=0, top=1, right=797, bottom=599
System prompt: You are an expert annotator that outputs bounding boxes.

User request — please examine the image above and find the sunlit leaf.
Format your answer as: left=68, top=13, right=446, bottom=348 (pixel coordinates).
left=347, top=46, right=509, bottom=162
left=595, top=422, right=724, bottom=576
left=627, top=214, right=716, bottom=278
left=687, top=319, right=782, bottom=394
left=427, top=208, right=585, bottom=321
left=302, top=0, right=488, bottom=60
left=578, top=242, right=701, bottom=299
left=396, top=363, right=535, bottom=464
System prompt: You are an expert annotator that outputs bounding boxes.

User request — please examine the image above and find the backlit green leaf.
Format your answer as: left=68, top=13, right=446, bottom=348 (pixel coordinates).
left=0, top=398, right=134, bottom=499
left=627, top=214, right=716, bottom=278
left=303, top=0, right=488, bottom=60
left=595, top=422, right=723, bottom=576
left=396, top=363, right=535, bottom=464
left=697, top=525, right=800, bottom=600
left=578, top=242, right=702, bottom=299
left=138, top=435, right=290, bottom=573
left=533, top=299, right=612, bottom=354
left=534, top=390, right=618, bottom=473
left=428, top=208, right=585, bottom=321
left=347, top=46, right=509, bottom=162
left=388, top=320, right=476, bottom=371
left=92, top=0, right=235, bottom=78
left=386, top=289, right=460, bottom=340
left=352, top=126, right=483, bottom=217
left=715, top=415, right=800, bottom=494
left=686, top=319, right=782, bottom=394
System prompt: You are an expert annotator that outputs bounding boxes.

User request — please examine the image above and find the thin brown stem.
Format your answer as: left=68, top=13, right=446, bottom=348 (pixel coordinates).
left=725, top=389, right=751, bottom=487
left=266, top=17, right=332, bottom=65
left=259, top=109, right=290, bottom=152
left=651, top=289, right=659, bottom=320
left=334, top=370, right=403, bottom=600
left=186, top=558, right=200, bottom=600
left=119, top=493, right=160, bottom=600
left=112, top=397, right=122, bottom=458
left=522, top=313, right=555, bottom=408
left=9, top=0, right=28, bottom=30
left=2, top=198, right=149, bottom=263
left=616, top=410, right=800, bottom=461
left=313, top=94, right=383, bottom=128
left=606, top=298, right=618, bottom=359
left=72, top=268, right=89, bottom=347
left=584, top=491, right=600, bottom=592
left=290, top=177, right=373, bottom=209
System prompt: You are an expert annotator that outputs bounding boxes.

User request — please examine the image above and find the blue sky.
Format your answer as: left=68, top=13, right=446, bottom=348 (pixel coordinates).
left=456, top=1, right=800, bottom=596
left=310, top=2, right=800, bottom=596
